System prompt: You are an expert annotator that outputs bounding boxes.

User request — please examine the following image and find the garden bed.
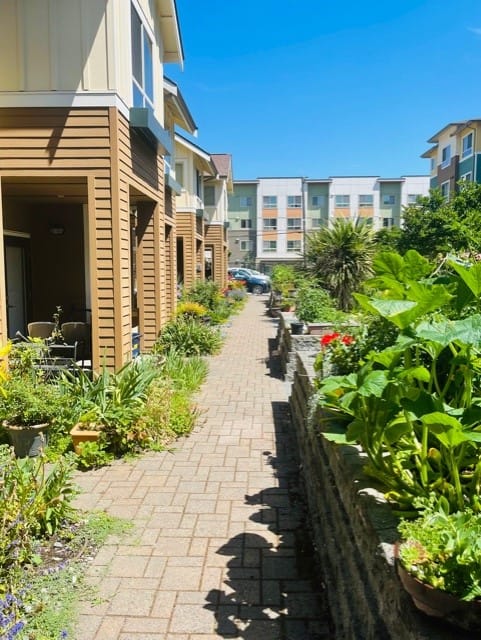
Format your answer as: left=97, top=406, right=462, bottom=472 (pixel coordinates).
left=288, top=350, right=473, bottom=639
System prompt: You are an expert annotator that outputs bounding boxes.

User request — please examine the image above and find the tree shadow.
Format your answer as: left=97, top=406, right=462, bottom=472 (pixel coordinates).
left=204, top=405, right=333, bottom=639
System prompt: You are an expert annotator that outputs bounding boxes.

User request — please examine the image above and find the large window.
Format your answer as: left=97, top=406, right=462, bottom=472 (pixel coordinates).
left=382, top=218, right=393, bottom=228
left=335, top=195, right=350, bottom=208
left=131, top=6, right=154, bottom=108
left=287, top=240, right=302, bottom=252
left=287, top=218, right=302, bottom=230
left=441, top=181, right=450, bottom=199
left=263, top=240, right=277, bottom=252
left=441, top=145, right=451, bottom=168
left=239, top=196, right=252, bottom=207
left=462, top=132, right=473, bottom=159
left=263, top=196, right=277, bottom=209
left=311, top=195, right=325, bottom=207
left=359, top=194, right=373, bottom=207
left=175, top=163, right=184, bottom=188
left=382, top=194, right=396, bottom=206
left=311, top=218, right=322, bottom=228
left=263, top=218, right=277, bottom=230
left=240, top=219, right=252, bottom=229
left=240, top=240, right=253, bottom=251
left=287, top=195, right=302, bottom=208
left=407, top=194, right=421, bottom=205
left=204, top=186, right=215, bottom=206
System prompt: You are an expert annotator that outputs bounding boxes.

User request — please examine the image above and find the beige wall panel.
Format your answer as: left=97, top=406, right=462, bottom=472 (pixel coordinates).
left=287, top=231, right=302, bottom=240
left=262, top=210, right=278, bottom=218
left=286, top=209, right=302, bottom=217
left=0, top=1, right=20, bottom=90
left=334, top=208, right=350, bottom=218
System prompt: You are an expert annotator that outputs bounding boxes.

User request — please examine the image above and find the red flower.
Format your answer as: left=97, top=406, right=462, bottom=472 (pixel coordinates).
left=320, top=332, right=354, bottom=348
left=320, top=332, right=340, bottom=347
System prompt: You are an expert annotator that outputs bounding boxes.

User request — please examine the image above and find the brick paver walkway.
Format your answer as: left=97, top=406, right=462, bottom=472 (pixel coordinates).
left=73, top=295, right=331, bottom=639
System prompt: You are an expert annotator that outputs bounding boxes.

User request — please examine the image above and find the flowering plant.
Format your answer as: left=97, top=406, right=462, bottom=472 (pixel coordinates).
left=315, top=332, right=358, bottom=378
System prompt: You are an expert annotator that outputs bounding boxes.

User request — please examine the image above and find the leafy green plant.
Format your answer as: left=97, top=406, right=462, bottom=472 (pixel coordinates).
left=0, top=446, right=78, bottom=590
left=175, top=301, right=208, bottom=318
left=154, top=316, right=222, bottom=357
left=75, top=440, right=113, bottom=470
left=0, top=376, right=65, bottom=427
left=398, top=498, right=481, bottom=600
left=295, top=281, right=344, bottom=323
left=158, top=350, right=208, bottom=392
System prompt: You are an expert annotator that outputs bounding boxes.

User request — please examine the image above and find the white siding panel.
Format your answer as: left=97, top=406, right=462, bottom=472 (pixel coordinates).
left=23, top=2, right=51, bottom=90
left=0, top=1, right=20, bottom=89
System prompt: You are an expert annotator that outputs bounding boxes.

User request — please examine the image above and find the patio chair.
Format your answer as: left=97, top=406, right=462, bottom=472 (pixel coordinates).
left=61, top=322, right=91, bottom=366
left=27, top=322, right=55, bottom=339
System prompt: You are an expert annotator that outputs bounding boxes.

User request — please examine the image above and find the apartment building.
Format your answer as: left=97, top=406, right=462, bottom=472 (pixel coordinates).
left=422, top=120, right=481, bottom=197
left=228, top=175, right=429, bottom=271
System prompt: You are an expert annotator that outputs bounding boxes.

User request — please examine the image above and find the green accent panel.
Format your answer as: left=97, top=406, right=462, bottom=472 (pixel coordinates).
left=458, top=156, right=475, bottom=178
left=476, top=155, right=481, bottom=183
left=129, top=107, right=172, bottom=154
left=306, top=183, right=329, bottom=218
left=228, top=184, right=258, bottom=231
left=380, top=183, right=402, bottom=216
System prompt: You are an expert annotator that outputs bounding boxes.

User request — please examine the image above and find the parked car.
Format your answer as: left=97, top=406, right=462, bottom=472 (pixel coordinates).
left=227, top=268, right=270, bottom=294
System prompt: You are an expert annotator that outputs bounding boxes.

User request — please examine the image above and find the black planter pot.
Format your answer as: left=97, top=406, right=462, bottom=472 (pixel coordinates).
left=290, top=322, right=305, bottom=335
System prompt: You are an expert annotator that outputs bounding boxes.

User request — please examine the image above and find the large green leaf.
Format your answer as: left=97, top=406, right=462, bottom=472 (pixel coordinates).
left=372, top=251, right=406, bottom=280
left=421, top=412, right=468, bottom=448
left=356, top=370, right=389, bottom=397
left=449, top=260, right=481, bottom=297
left=398, top=366, right=431, bottom=384
left=401, top=391, right=444, bottom=418
left=403, top=250, right=433, bottom=280
left=384, top=417, right=412, bottom=443
left=416, top=314, right=481, bottom=347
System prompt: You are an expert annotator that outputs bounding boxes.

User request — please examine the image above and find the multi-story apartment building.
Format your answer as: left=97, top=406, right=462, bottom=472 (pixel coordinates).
left=228, top=175, right=429, bottom=271
left=422, top=120, right=481, bottom=197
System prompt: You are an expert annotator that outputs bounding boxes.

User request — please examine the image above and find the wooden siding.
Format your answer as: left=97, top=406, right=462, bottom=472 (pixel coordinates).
left=176, top=211, right=198, bottom=289
left=205, top=224, right=227, bottom=287
left=0, top=105, right=167, bottom=370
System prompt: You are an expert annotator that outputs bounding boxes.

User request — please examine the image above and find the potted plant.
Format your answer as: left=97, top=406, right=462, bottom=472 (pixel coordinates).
left=397, top=500, right=481, bottom=631
left=0, top=375, right=63, bottom=457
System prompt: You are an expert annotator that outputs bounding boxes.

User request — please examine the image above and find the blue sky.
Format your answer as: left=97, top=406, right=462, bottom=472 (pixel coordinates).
left=168, top=0, right=481, bottom=181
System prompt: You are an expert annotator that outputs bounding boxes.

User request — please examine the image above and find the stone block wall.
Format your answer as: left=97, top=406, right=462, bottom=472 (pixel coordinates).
left=287, top=347, right=471, bottom=639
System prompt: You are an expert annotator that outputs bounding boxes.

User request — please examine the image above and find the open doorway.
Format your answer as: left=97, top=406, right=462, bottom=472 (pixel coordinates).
left=4, top=234, right=31, bottom=338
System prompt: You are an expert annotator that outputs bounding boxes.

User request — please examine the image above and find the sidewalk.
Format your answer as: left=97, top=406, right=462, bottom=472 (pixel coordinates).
left=73, top=295, right=331, bottom=639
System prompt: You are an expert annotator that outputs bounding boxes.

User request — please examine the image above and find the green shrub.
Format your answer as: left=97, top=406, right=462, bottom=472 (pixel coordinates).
left=0, top=376, right=66, bottom=427
left=181, top=280, right=223, bottom=312
left=154, top=316, right=222, bottom=357
left=158, top=350, right=208, bottom=392
left=295, top=282, right=343, bottom=323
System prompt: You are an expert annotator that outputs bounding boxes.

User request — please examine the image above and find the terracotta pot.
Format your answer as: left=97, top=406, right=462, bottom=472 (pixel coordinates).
left=70, top=423, right=102, bottom=454
left=397, top=562, right=481, bottom=631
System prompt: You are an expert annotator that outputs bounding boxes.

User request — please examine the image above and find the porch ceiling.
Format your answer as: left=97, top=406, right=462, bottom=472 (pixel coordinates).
left=1, top=177, right=88, bottom=203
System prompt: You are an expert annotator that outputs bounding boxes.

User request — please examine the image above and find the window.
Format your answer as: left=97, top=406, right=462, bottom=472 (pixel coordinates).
left=460, top=172, right=473, bottom=182
left=462, top=132, right=473, bottom=159
left=441, top=181, right=450, bottom=198
left=441, top=145, right=451, bottom=168
left=239, top=196, right=252, bottom=207
left=287, top=240, right=302, bottom=252
left=287, top=218, right=302, bottom=230
left=175, top=163, right=184, bottom=187
left=335, top=195, right=350, bottom=208
left=263, top=196, right=277, bottom=209
left=240, top=219, right=252, bottom=229
left=382, top=194, right=396, bottom=205
left=263, top=218, right=277, bottom=230
left=131, top=6, right=154, bottom=108
left=311, top=195, right=325, bottom=207
left=407, top=194, right=421, bottom=205
left=287, top=195, right=302, bottom=208
left=430, top=158, right=435, bottom=173
left=240, top=240, right=253, bottom=251
left=382, top=218, right=393, bottom=228
left=359, top=194, right=373, bottom=207
left=311, top=218, right=322, bottom=228
left=263, top=240, right=277, bottom=252
left=204, top=186, right=215, bottom=206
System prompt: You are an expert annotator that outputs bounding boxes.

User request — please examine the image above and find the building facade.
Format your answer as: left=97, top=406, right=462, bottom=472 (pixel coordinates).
left=228, top=175, right=429, bottom=271
left=422, top=120, right=481, bottom=198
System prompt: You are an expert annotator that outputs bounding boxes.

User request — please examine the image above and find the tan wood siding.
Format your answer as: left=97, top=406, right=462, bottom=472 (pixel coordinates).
left=177, top=212, right=197, bottom=289
left=205, top=224, right=227, bottom=287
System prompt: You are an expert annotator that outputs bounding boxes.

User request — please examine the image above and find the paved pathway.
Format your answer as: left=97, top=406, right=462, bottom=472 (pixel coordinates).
left=73, top=295, right=332, bottom=639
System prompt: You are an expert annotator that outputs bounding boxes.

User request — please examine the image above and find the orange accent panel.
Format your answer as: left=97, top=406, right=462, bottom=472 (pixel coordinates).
left=262, top=209, right=278, bottom=218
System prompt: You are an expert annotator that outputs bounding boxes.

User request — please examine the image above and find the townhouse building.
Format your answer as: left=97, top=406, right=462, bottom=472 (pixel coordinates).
left=421, top=120, right=481, bottom=197
left=228, top=175, right=429, bottom=272
left=0, top=0, right=231, bottom=370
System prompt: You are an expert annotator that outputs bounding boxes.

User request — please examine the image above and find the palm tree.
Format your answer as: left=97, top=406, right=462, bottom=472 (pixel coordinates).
left=304, top=219, right=375, bottom=311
